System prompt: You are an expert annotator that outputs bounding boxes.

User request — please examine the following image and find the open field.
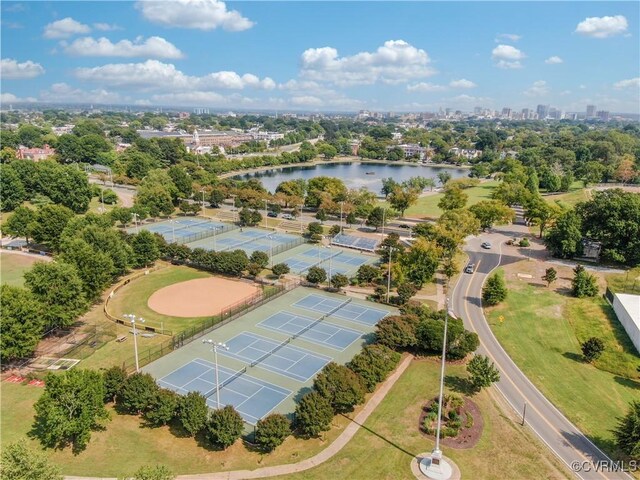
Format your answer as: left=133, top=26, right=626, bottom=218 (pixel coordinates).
left=398, top=180, right=499, bottom=219
left=487, top=261, right=640, bottom=454
left=0, top=359, right=570, bottom=479
left=607, top=266, right=640, bottom=295
left=0, top=252, right=47, bottom=287
left=542, top=182, right=589, bottom=209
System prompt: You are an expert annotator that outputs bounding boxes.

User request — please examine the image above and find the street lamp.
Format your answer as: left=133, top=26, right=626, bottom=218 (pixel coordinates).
left=267, top=234, right=275, bottom=268
left=124, top=314, right=145, bottom=372
left=132, top=213, right=140, bottom=234
left=202, top=339, right=229, bottom=409
left=264, top=199, right=269, bottom=229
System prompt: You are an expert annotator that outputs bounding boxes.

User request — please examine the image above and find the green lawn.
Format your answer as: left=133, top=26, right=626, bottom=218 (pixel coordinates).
left=0, top=252, right=46, bottom=287
left=106, top=265, right=216, bottom=334
left=0, top=359, right=569, bottom=479
left=487, top=277, right=640, bottom=454
left=542, top=182, right=589, bottom=209
left=607, top=267, right=640, bottom=295
left=400, top=180, right=499, bottom=219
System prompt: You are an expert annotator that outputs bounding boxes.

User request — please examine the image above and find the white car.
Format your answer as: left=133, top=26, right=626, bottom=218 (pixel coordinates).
left=281, top=213, right=294, bottom=220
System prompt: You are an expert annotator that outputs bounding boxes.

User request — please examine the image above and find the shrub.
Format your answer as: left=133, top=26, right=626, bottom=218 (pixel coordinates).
left=255, top=414, right=291, bottom=452
left=518, top=237, right=530, bottom=247
left=581, top=337, right=605, bottom=363
left=119, top=373, right=159, bottom=414
left=271, top=263, right=290, bottom=277
left=613, top=401, right=640, bottom=459
left=314, top=362, right=366, bottom=413
left=103, top=366, right=127, bottom=403
left=571, top=265, right=599, bottom=298
left=346, top=344, right=401, bottom=392
left=144, top=389, right=179, bottom=427
left=177, top=391, right=208, bottom=437
left=482, top=272, right=507, bottom=306
left=206, top=405, right=244, bottom=449
left=330, top=273, right=349, bottom=290
left=306, top=266, right=327, bottom=285
left=467, top=355, right=500, bottom=392
left=294, top=391, right=334, bottom=437
left=249, top=250, right=269, bottom=269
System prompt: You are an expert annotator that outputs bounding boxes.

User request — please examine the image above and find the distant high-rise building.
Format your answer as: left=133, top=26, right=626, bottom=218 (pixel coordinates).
left=193, top=107, right=210, bottom=115
left=474, top=106, right=483, bottom=115
left=596, top=110, right=610, bottom=121
left=521, top=108, right=530, bottom=119
left=536, top=104, right=549, bottom=119
left=586, top=105, right=596, bottom=118
left=501, top=107, right=512, bottom=118
left=548, top=108, right=562, bottom=120
left=445, top=108, right=452, bottom=116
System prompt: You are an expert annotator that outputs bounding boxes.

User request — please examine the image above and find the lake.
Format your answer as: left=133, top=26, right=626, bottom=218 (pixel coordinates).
left=233, top=162, right=469, bottom=194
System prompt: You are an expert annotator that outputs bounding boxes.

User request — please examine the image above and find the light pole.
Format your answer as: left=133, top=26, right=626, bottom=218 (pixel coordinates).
left=298, top=204, right=303, bottom=233
left=327, top=244, right=333, bottom=288
left=200, top=189, right=206, bottom=216
left=339, top=201, right=344, bottom=235
left=264, top=199, right=269, bottom=228
left=132, top=213, right=139, bottom=234
left=202, top=339, right=228, bottom=409
left=267, top=235, right=275, bottom=268
left=386, top=246, right=393, bottom=303
left=381, top=207, right=386, bottom=238
left=124, top=314, right=145, bottom=372
left=212, top=225, right=222, bottom=251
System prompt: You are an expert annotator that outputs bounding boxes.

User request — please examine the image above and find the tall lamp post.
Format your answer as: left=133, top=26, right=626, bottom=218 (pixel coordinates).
left=386, top=246, right=394, bottom=303
left=212, top=225, right=222, bottom=251
left=327, top=244, right=333, bottom=288
left=264, top=199, right=269, bottom=228
left=267, top=235, right=275, bottom=268
left=339, top=201, right=344, bottom=235
left=124, top=314, right=144, bottom=373
left=202, top=339, right=228, bottom=409
left=132, top=213, right=140, bottom=234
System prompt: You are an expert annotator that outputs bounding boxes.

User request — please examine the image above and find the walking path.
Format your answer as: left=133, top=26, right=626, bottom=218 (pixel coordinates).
left=65, top=354, right=414, bottom=480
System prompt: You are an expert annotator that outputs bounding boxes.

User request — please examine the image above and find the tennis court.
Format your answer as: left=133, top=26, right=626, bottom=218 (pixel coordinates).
left=185, top=228, right=303, bottom=257
left=294, top=293, right=390, bottom=326
left=271, top=243, right=375, bottom=277
left=127, top=217, right=236, bottom=244
left=258, top=311, right=362, bottom=351
left=157, top=358, right=290, bottom=424
left=218, top=332, right=330, bottom=382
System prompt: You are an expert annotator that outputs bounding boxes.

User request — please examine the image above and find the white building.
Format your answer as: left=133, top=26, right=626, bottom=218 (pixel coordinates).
left=449, top=147, right=482, bottom=159
left=610, top=293, right=640, bottom=353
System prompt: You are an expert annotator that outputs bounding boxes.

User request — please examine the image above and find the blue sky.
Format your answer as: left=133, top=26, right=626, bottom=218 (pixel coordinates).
left=1, top=1, right=639, bottom=112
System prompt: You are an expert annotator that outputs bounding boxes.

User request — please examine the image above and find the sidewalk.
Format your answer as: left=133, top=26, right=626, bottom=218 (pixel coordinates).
left=65, top=355, right=414, bottom=480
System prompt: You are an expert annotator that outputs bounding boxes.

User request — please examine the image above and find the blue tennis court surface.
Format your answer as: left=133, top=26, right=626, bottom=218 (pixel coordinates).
left=258, top=311, right=363, bottom=351
left=219, top=332, right=331, bottom=381
left=157, top=358, right=290, bottom=424
left=294, top=294, right=389, bottom=326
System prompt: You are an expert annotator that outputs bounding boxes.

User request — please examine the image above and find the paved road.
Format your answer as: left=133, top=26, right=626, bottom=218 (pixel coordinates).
left=451, top=231, right=632, bottom=480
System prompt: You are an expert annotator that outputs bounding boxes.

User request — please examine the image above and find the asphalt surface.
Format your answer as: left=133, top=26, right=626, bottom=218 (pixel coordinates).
left=451, top=231, right=633, bottom=480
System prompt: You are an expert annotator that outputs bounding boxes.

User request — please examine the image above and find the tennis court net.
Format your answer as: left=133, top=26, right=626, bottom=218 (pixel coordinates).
left=292, top=297, right=353, bottom=340
left=219, top=231, right=272, bottom=252
left=205, top=366, right=247, bottom=399
left=250, top=337, right=291, bottom=367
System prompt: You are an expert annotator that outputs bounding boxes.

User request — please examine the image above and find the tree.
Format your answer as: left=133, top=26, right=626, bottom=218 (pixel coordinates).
left=2, top=206, right=35, bottom=242
left=307, top=221, right=323, bottom=236
left=103, top=366, right=127, bottom=403
left=356, top=264, right=380, bottom=284
left=119, top=373, right=160, bottom=414
left=0, top=165, right=25, bottom=211
left=315, top=209, right=328, bottom=222
left=177, top=392, right=208, bottom=437
left=129, top=465, right=175, bottom=480
left=581, top=337, right=605, bottom=363
left=375, top=315, right=420, bottom=350
left=24, top=262, right=87, bottom=329
left=167, top=166, right=193, bottom=199
left=272, top=263, right=290, bottom=277
left=437, top=171, right=452, bottom=186
left=306, top=266, right=327, bottom=285
left=247, top=262, right=262, bottom=277
left=399, top=238, right=441, bottom=287
left=30, top=204, right=74, bottom=251
left=571, top=265, right=598, bottom=298
left=482, top=272, right=507, bottom=306
left=346, top=211, right=357, bottom=227
left=467, top=355, right=500, bottom=392
left=294, top=391, right=334, bottom=437
left=330, top=273, right=349, bottom=290
left=100, top=189, right=118, bottom=205
left=131, top=230, right=160, bottom=268
left=110, top=206, right=133, bottom=227
left=544, top=209, right=583, bottom=259
left=438, top=186, right=468, bottom=211
left=0, top=285, right=44, bottom=362
left=206, top=405, right=244, bottom=449
left=144, top=389, right=179, bottom=427
left=613, top=401, right=640, bottom=459
left=313, top=362, right=366, bottom=413
left=346, top=344, right=401, bottom=392
left=396, top=283, right=418, bottom=304
left=135, top=184, right=174, bottom=218
left=0, top=439, right=62, bottom=480
left=526, top=198, right=561, bottom=238
left=250, top=250, right=269, bottom=269
left=388, top=186, right=419, bottom=217
left=33, top=370, right=109, bottom=452
left=255, top=414, right=291, bottom=452
left=469, top=201, right=515, bottom=230
left=365, top=206, right=386, bottom=231
left=239, top=207, right=261, bottom=227
left=542, top=267, right=557, bottom=287
left=416, top=316, right=479, bottom=360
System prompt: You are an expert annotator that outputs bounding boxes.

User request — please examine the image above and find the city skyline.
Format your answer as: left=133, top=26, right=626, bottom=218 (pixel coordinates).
left=1, top=1, right=639, bottom=113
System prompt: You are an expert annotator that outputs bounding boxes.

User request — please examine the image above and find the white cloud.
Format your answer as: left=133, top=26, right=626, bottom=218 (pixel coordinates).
left=446, top=94, right=493, bottom=105
left=300, top=40, right=436, bottom=86
left=449, top=78, right=476, bottom=89
left=93, top=23, right=121, bottom=31
left=290, top=95, right=324, bottom=107
left=524, top=80, right=550, bottom=97
left=495, top=33, right=522, bottom=42
left=492, top=44, right=525, bottom=69
left=0, top=92, right=37, bottom=103
left=575, top=15, right=628, bottom=38
left=0, top=58, right=45, bottom=79
left=74, top=60, right=274, bottom=91
left=43, top=17, right=91, bottom=39
left=134, top=99, right=152, bottom=106
left=545, top=56, right=563, bottom=64
left=407, top=82, right=447, bottom=93
left=613, top=77, right=640, bottom=89
left=64, top=36, right=184, bottom=59
left=579, top=84, right=587, bottom=89
left=40, top=82, right=123, bottom=104
left=136, top=0, right=254, bottom=31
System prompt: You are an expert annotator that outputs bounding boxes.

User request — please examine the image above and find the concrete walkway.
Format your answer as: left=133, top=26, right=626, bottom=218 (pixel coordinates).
left=65, top=354, right=414, bottom=480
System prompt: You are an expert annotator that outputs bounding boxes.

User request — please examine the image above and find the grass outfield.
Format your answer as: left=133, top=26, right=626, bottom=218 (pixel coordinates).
left=106, top=265, right=218, bottom=334
left=0, top=359, right=569, bottom=479
left=399, top=180, right=499, bottom=219
left=0, top=252, right=46, bottom=287
left=487, top=273, right=640, bottom=454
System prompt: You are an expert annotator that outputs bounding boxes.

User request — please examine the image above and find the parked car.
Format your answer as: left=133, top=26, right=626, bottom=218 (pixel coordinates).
left=464, top=263, right=475, bottom=274
left=281, top=213, right=294, bottom=220
left=398, top=224, right=411, bottom=229
left=267, top=211, right=278, bottom=218
left=481, top=242, right=492, bottom=249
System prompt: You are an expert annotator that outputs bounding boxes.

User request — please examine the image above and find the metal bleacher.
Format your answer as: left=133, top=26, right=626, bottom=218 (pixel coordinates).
left=331, top=233, right=379, bottom=252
